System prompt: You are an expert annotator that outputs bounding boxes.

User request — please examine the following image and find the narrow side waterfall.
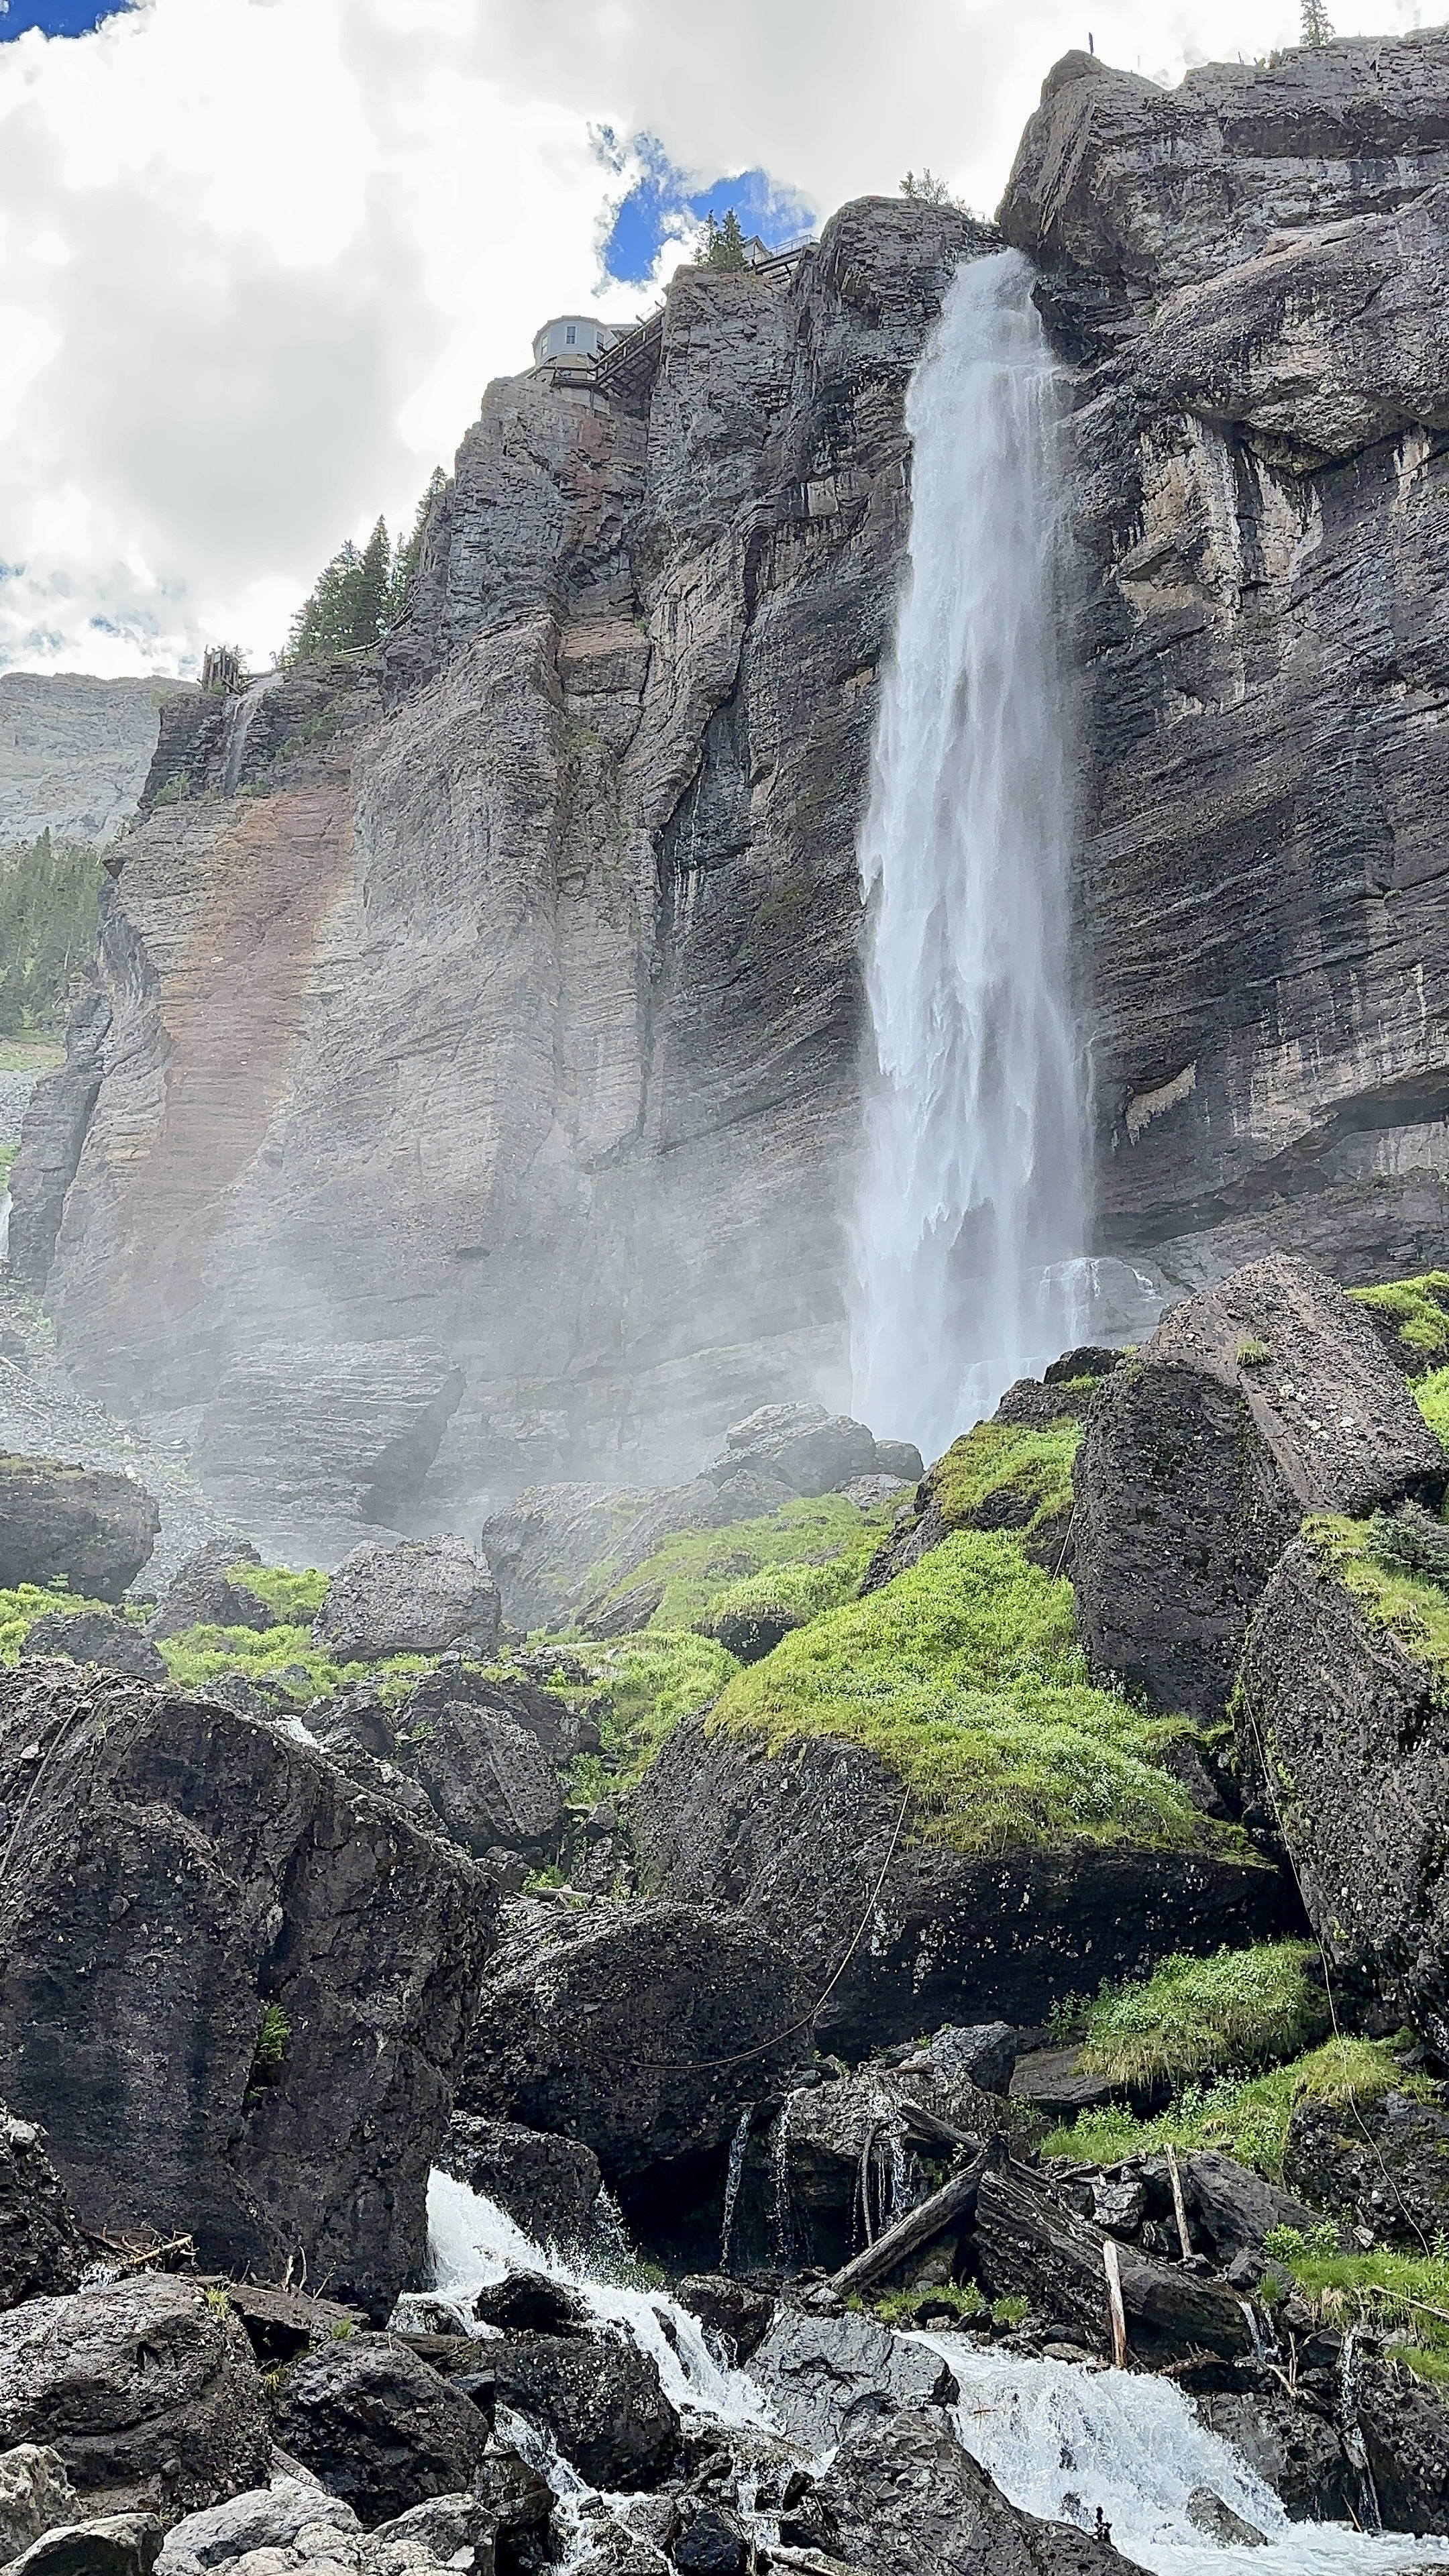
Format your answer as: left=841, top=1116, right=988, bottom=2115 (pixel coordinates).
left=849, top=248, right=1087, bottom=1460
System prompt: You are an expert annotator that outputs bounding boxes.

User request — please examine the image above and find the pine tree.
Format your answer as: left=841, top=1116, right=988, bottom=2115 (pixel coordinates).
left=353, top=517, right=392, bottom=646
left=900, top=167, right=956, bottom=207
left=1300, top=0, right=1333, bottom=42
left=386, top=467, right=447, bottom=627
left=702, top=208, right=749, bottom=270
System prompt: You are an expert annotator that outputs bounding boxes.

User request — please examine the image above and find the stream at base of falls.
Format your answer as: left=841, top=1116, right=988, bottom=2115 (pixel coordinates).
left=423, top=2171, right=1448, bottom=2576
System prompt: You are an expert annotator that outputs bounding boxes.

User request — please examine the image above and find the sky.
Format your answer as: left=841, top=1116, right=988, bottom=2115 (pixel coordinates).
left=0, top=0, right=1434, bottom=677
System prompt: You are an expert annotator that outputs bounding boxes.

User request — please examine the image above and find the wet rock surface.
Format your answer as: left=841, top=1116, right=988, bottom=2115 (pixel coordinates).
left=312, top=1540, right=500, bottom=1664
left=271, top=2339, right=492, bottom=2531
left=1071, top=1255, right=1444, bottom=1717
left=747, top=2312, right=958, bottom=2455
left=0, top=2118, right=85, bottom=2315
left=0, top=1665, right=496, bottom=2320
left=146, top=1542, right=274, bottom=1642
left=812, top=2406, right=1134, bottom=2576
left=0, top=2277, right=271, bottom=2524
left=433, top=2117, right=602, bottom=2249
left=1283, top=2090, right=1449, bottom=2248
left=488, top=2333, right=678, bottom=2491
left=456, top=1898, right=810, bottom=2178
left=0, top=1458, right=158, bottom=1603
left=19, top=1613, right=165, bottom=1682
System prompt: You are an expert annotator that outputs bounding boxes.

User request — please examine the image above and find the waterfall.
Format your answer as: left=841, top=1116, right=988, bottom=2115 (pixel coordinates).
left=849, top=248, right=1088, bottom=1461
left=718, top=2103, right=753, bottom=2269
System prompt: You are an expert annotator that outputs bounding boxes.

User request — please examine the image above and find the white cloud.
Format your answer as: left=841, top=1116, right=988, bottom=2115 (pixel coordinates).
left=0, top=0, right=1430, bottom=676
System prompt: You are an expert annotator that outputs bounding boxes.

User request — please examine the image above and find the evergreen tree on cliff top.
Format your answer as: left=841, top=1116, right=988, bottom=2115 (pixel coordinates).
left=1300, top=0, right=1333, bottom=42
left=283, top=471, right=446, bottom=666
left=701, top=209, right=749, bottom=269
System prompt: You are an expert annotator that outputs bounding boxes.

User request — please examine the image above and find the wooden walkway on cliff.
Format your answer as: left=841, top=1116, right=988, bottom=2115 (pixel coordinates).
left=593, top=244, right=810, bottom=408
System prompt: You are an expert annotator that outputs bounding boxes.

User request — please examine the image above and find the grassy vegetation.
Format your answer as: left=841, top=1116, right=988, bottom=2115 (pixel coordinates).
left=585, top=1493, right=893, bottom=1635
left=1042, top=2035, right=1427, bottom=2178
left=1414, top=1367, right=1449, bottom=1455
left=1075, top=1941, right=1331, bottom=2088
left=1303, top=1513, right=1449, bottom=1680
left=694, top=1555, right=867, bottom=1652
left=0, top=1038, right=64, bottom=1075
left=1349, top=1271, right=1449, bottom=1371
left=708, top=1532, right=1238, bottom=1858
left=0, top=1580, right=114, bottom=1661
left=925, top=1416, right=1079, bottom=1558
left=1261, top=2235, right=1449, bottom=2382
left=228, top=1561, right=330, bottom=1621
left=154, top=1618, right=433, bottom=1701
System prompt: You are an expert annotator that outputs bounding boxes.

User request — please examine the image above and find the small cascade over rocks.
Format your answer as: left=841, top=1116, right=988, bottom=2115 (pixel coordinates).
left=850, top=246, right=1088, bottom=1458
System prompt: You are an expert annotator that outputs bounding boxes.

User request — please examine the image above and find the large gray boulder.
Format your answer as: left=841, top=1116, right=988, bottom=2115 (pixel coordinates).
left=271, top=2341, right=491, bottom=2531
left=706, top=1403, right=879, bottom=1498
left=1237, top=1535, right=1449, bottom=2052
left=311, top=1686, right=566, bottom=1866
left=810, top=2406, right=1136, bottom=2576
left=747, top=2310, right=957, bottom=2455
left=487, top=2335, right=678, bottom=2491
left=455, top=1897, right=811, bottom=2178
left=19, top=1614, right=164, bottom=1684
left=628, top=1711, right=1295, bottom=2053
left=0, top=2114, right=85, bottom=2314
left=1071, top=1255, right=1446, bottom=1718
left=146, top=1542, right=274, bottom=1643
left=0, top=2447, right=80, bottom=2571
left=313, top=1538, right=499, bottom=1664
left=433, top=2115, right=603, bottom=2248
left=0, top=1664, right=496, bottom=2320
left=0, top=2278, right=270, bottom=2524
left=0, top=1460, right=158, bottom=1603
left=156, top=2478, right=502, bottom=2576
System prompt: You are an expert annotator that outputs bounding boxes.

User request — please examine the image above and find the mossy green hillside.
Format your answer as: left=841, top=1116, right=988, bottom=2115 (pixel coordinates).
left=1075, top=1941, right=1331, bottom=2089
left=1349, top=1271, right=1449, bottom=1371
left=1042, top=2034, right=1428, bottom=2179
left=1414, top=1366, right=1449, bottom=1456
left=586, top=1493, right=894, bottom=1634
left=708, top=1532, right=1233, bottom=1858
left=227, top=1561, right=330, bottom=1621
left=1260, top=2235, right=1449, bottom=2383
left=154, top=1619, right=431, bottom=1703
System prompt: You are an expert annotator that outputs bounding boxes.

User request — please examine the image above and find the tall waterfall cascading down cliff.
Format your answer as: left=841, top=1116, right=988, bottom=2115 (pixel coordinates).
left=850, top=248, right=1086, bottom=1458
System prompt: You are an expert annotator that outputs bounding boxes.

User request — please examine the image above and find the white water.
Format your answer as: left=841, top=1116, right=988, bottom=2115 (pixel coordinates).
left=424, top=2176, right=1448, bottom=2573
left=931, top=2339, right=1448, bottom=2576
left=850, top=248, right=1089, bottom=1459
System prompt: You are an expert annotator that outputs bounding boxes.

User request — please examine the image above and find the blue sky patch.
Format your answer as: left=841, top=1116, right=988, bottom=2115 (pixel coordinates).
left=598, top=133, right=814, bottom=288
left=0, top=0, right=132, bottom=36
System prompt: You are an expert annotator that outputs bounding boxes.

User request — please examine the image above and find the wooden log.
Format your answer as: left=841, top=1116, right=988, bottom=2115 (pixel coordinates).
left=828, top=2151, right=987, bottom=2300
left=973, top=2161, right=1250, bottom=2359
left=1166, top=2141, right=1193, bottom=2261
left=894, top=2096, right=985, bottom=2157
left=1103, top=2239, right=1129, bottom=2367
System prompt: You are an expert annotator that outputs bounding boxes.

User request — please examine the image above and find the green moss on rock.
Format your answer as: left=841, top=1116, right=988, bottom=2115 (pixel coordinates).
left=1350, top=1271, right=1449, bottom=1373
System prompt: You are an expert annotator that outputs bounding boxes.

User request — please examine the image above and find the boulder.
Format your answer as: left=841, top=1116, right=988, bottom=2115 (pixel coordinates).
left=899, top=2022, right=1018, bottom=2097
left=272, top=2339, right=492, bottom=2530
left=669, top=2506, right=751, bottom=2575
left=1283, top=2090, right=1449, bottom=2249
left=1178, top=2152, right=1328, bottom=2265
left=707, top=1407, right=879, bottom=1498
left=1186, top=2369, right=1356, bottom=2522
left=0, top=2114, right=85, bottom=2312
left=19, top=1615, right=165, bottom=1684
left=362, top=2496, right=496, bottom=2576
left=433, top=2115, right=603, bottom=2248
left=673, top=2279, right=775, bottom=2367
left=627, top=1711, right=1295, bottom=2053
left=146, top=1543, right=274, bottom=1643
left=810, top=2406, right=1134, bottom=2576
left=399, top=1666, right=598, bottom=1767
left=0, top=2277, right=271, bottom=2524
left=470, top=2274, right=586, bottom=2337
left=746, top=2311, right=957, bottom=2455
left=0, top=1664, right=496, bottom=2320
left=155, top=2478, right=365, bottom=2576
left=1236, top=1536, right=1449, bottom=2050
left=9, top=2515, right=162, bottom=2576
left=455, top=1898, right=811, bottom=2179
left=478, top=1486, right=657, bottom=1633
left=313, top=1539, right=499, bottom=1664
left=0, top=2447, right=79, bottom=2571
left=487, top=2334, right=678, bottom=2491
left=1355, top=2351, right=1449, bottom=2536
left=1071, top=1255, right=1447, bottom=1718
left=0, top=1460, right=158, bottom=1604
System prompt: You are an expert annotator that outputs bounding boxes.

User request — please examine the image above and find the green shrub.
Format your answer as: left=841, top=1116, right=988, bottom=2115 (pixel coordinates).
left=709, top=1533, right=1243, bottom=1858
left=1265, top=2236, right=1449, bottom=2381
left=0, top=1580, right=112, bottom=1662
left=1349, top=1271, right=1449, bottom=1371
left=1236, top=1338, right=1271, bottom=1368
left=250, top=2001, right=290, bottom=2081
left=872, top=2281, right=987, bottom=2327
left=1076, top=1941, right=1331, bottom=2088
left=155, top=1618, right=429, bottom=1702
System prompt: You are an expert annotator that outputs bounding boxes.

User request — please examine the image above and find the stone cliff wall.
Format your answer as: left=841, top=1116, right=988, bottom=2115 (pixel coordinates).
left=0, top=673, right=175, bottom=848
left=13, top=203, right=983, bottom=1547
left=14, top=34, right=1449, bottom=1546
left=1002, top=34, right=1449, bottom=1291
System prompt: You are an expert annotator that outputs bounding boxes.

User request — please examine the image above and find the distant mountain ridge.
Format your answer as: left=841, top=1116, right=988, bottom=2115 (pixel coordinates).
left=0, top=671, right=178, bottom=849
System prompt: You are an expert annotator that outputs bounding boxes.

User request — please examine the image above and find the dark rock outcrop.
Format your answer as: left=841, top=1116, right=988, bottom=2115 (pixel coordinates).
left=455, top=1898, right=810, bottom=2178
left=1071, top=1255, right=1445, bottom=1716
left=627, top=1711, right=1295, bottom=2051
left=673, top=2278, right=774, bottom=2367
left=811, top=2406, right=1136, bottom=2576
left=487, top=2335, right=678, bottom=2491
left=146, top=1542, right=273, bottom=1642
left=0, top=2115, right=85, bottom=2313
left=271, top=2339, right=492, bottom=2531
left=19, top=1614, right=165, bottom=1684
left=313, top=1538, right=500, bottom=1663
left=0, top=2277, right=271, bottom=2524
left=1183, top=2364, right=1358, bottom=2522
left=1283, top=2089, right=1449, bottom=2248
left=1356, top=2352, right=1449, bottom=2536
left=1236, top=1536, right=1449, bottom=2050
left=8, top=2510, right=163, bottom=2576
left=433, top=2115, right=603, bottom=2248
left=748, top=2310, right=958, bottom=2455
left=0, top=1664, right=496, bottom=2320
left=0, top=1460, right=158, bottom=1603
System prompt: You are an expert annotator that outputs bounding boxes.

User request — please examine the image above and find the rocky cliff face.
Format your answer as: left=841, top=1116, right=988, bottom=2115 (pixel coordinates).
left=1001, top=33, right=1449, bottom=1293
left=11, top=202, right=983, bottom=1545
left=13, top=36, right=1449, bottom=1543
left=0, top=673, right=173, bottom=847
